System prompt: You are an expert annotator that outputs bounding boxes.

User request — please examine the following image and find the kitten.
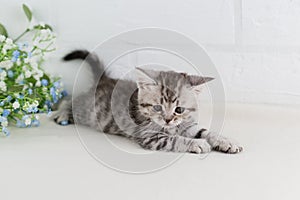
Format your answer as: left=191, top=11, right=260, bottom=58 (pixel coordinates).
left=53, top=50, right=243, bottom=154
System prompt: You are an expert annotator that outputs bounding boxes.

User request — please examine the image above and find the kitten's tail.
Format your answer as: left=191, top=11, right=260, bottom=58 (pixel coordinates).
left=63, top=50, right=104, bottom=82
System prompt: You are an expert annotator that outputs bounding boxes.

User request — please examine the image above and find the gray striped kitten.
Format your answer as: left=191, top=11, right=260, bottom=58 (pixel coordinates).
left=54, top=50, right=243, bottom=154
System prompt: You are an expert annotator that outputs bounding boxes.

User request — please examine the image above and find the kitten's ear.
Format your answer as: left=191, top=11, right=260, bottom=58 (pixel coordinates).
left=135, top=67, right=158, bottom=87
left=187, top=75, right=214, bottom=93
left=187, top=75, right=214, bottom=86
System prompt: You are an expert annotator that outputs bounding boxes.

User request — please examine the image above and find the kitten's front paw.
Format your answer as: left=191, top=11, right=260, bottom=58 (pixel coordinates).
left=52, top=111, right=72, bottom=126
left=189, top=139, right=211, bottom=154
left=212, top=137, right=243, bottom=154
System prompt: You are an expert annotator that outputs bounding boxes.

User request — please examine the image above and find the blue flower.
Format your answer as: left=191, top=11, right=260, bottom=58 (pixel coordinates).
left=50, top=87, right=55, bottom=95
left=49, top=87, right=58, bottom=103
left=31, top=119, right=40, bottom=127
left=28, top=88, right=33, bottom=95
left=7, top=70, right=14, bottom=78
left=0, top=101, right=4, bottom=106
left=45, top=100, right=51, bottom=108
left=16, top=120, right=26, bottom=128
left=18, top=94, right=24, bottom=99
left=53, top=97, right=58, bottom=103
left=26, top=105, right=38, bottom=113
left=2, top=109, right=10, bottom=117
left=0, top=68, right=2, bottom=73
left=13, top=50, right=20, bottom=57
left=22, top=115, right=28, bottom=120
left=53, top=81, right=60, bottom=88
left=6, top=96, right=12, bottom=102
left=41, top=79, right=48, bottom=86
left=2, top=127, right=10, bottom=136
left=12, top=50, right=20, bottom=62
left=26, top=107, right=33, bottom=113
left=32, top=106, right=38, bottom=113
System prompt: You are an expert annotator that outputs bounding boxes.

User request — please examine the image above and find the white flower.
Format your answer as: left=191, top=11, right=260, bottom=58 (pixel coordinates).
left=12, top=101, right=20, bottom=109
left=2, top=40, right=14, bottom=51
left=32, top=100, right=39, bottom=107
left=1, top=48, right=7, bottom=55
left=0, top=81, right=7, bottom=92
left=35, top=115, right=39, bottom=120
left=16, top=74, right=24, bottom=83
left=1, top=120, right=8, bottom=127
left=24, top=118, right=31, bottom=126
left=0, top=60, right=13, bottom=69
left=16, top=60, right=21, bottom=66
left=37, top=70, right=43, bottom=77
left=0, top=35, right=6, bottom=42
left=2, top=44, right=11, bottom=50
left=23, top=102, right=30, bottom=110
left=0, top=71, right=7, bottom=80
left=33, top=74, right=40, bottom=81
left=5, top=38, right=13, bottom=45
left=35, top=80, right=41, bottom=87
left=25, top=70, right=32, bottom=78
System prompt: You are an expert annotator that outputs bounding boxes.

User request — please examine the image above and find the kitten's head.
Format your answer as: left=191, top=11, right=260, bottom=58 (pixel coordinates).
left=136, top=68, right=213, bottom=129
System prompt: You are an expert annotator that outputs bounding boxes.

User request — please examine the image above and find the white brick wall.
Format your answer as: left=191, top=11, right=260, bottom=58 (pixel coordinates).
left=242, top=0, right=300, bottom=46
left=205, top=0, right=300, bottom=104
left=1, top=0, right=300, bottom=104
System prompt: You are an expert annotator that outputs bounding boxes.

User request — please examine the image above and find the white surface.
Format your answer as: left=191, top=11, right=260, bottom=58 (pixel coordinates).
left=1, top=0, right=300, bottom=104
left=1, top=103, right=300, bottom=200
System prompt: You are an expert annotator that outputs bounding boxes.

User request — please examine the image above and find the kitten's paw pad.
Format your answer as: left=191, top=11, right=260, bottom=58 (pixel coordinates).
left=56, top=119, right=69, bottom=126
left=52, top=112, right=72, bottom=126
left=189, top=139, right=211, bottom=154
left=213, top=138, right=243, bottom=154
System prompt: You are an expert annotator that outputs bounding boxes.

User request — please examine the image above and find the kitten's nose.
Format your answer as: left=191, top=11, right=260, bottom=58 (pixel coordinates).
left=165, top=118, right=172, bottom=124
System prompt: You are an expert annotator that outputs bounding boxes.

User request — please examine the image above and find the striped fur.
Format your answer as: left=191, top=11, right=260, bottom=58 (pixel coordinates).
left=53, top=50, right=243, bottom=154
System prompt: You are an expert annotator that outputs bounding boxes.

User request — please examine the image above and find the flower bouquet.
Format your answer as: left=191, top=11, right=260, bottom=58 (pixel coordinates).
left=0, top=4, right=66, bottom=136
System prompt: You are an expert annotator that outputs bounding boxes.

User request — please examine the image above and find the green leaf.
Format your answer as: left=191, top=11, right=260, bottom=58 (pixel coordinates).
left=8, top=85, right=24, bottom=92
left=22, top=4, right=32, bottom=22
left=0, top=23, right=8, bottom=37
left=33, top=24, right=53, bottom=31
left=44, top=24, right=53, bottom=31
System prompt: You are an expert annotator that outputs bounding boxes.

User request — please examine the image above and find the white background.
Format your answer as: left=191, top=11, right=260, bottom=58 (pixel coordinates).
left=1, top=0, right=300, bottom=105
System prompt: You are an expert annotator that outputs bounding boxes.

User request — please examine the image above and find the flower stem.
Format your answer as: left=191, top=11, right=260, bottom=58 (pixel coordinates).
left=13, top=28, right=30, bottom=42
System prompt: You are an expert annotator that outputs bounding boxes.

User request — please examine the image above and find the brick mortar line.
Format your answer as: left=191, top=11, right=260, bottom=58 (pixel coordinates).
left=234, top=0, right=243, bottom=45
left=203, top=44, right=300, bottom=54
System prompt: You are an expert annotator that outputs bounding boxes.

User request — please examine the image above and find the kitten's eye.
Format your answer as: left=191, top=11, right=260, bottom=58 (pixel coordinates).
left=175, top=107, right=185, bottom=114
left=153, top=105, right=162, bottom=112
